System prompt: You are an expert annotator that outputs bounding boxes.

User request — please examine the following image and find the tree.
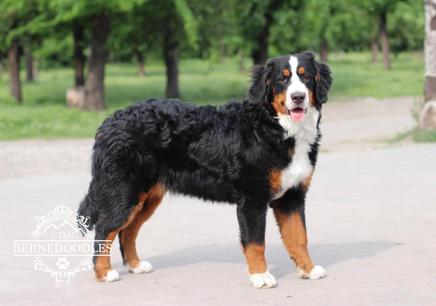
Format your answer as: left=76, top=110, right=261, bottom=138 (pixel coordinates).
left=288, top=1, right=369, bottom=62
left=163, top=0, right=197, bottom=98
left=361, top=0, right=406, bottom=69
left=0, top=0, right=34, bottom=103
left=140, top=0, right=197, bottom=99
left=378, top=7, right=390, bottom=69
left=24, top=45, right=35, bottom=82
left=389, top=1, right=424, bottom=54
left=47, top=0, right=143, bottom=110
left=108, top=3, right=158, bottom=77
left=163, top=18, right=181, bottom=98
left=420, top=0, right=436, bottom=129
left=371, top=36, right=379, bottom=64
left=238, top=0, right=288, bottom=65
left=190, top=0, right=240, bottom=61
left=84, top=12, right=110, bottom=110
left=7, top=39, right=22, bottom=102
left=29, top=2, right=87, bottom=88
left=72, top=20, right=86, bottom=87
left=304, top=0, right=340, bottom=62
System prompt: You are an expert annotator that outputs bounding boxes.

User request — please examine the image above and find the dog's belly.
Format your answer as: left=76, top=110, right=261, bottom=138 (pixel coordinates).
left=162, top=169, right=237, bottom=203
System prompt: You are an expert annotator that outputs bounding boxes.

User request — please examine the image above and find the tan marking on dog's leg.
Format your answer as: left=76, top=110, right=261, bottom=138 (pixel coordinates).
left=244, top=243, right=277, bottom=288
left=120, top=184, right=165, bottom=270
left=95, top=230, right=118, bottom=281
left=243, top=243, right=267, bottom=274
left=273, top=208, right=314, bottom=275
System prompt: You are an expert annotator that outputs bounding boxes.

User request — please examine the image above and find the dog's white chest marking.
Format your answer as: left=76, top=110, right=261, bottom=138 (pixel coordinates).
left=273, top=108, right=320, bottom=200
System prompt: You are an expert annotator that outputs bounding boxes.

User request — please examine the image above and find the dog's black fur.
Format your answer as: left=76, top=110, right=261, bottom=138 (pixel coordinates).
left=78, top=51, right=332, bottom=281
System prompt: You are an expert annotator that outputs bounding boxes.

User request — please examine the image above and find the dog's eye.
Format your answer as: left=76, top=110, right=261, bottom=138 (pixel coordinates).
left=281, top=74, right=291, bottom=82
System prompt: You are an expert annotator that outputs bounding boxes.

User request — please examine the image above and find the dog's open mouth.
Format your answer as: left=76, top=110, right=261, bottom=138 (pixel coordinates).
left=288, top=107, right=306, bottom=122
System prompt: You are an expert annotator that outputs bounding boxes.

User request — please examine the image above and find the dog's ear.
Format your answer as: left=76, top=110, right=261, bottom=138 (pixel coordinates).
left=248, top=61, right=274, bottom=104
left=314, top=61, right=332, bottom=104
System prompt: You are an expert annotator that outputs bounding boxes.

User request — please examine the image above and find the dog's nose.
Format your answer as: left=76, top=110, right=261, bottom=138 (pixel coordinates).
left=291, top=92, right=306, bottom=104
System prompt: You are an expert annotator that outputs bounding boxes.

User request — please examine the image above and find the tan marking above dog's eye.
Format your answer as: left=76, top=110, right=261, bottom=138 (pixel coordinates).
left=298, top=67, right=305, bottom=75
left=282, top=69, right=291, bottom=78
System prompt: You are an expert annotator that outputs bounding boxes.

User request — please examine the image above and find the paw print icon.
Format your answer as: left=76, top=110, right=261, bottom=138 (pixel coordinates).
left=56, top=257, right=70, bottom=270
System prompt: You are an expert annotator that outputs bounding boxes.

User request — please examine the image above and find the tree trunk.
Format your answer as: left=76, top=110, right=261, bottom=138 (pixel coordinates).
left=320, top=39, right=329, bottom=62
left=24, top=46, right=35, bottom=82
left=135, top=50, right=145, bottom=77
left=73, top=21, right=86, bottom=87
left=379, top=11, right=391, bottom=70
left=371, top=38, right=378, bottom=63
left=420, top=0, right=436, bottom=129
left=238, top=47, right=245, bottom=73
left=251, top=4, right=276, bottom=65
left=8, top=39, right=22, bottom=103
left=73, top=21, right=85, bottom=88
left=163, top=29, right=180, bottom=98
left=251, top=19, right=270, bottom=65
left=84, top=13, right=110, bottom=111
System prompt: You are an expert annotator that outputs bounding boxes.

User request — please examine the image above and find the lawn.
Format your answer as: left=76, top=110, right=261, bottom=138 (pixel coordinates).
left=392, top=128, right=436, bottom=143
left=0, top=52, right=425, bottom=139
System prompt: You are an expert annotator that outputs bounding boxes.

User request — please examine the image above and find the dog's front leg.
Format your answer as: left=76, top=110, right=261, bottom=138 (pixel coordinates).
left=237, top=202, right=276, bottom=289
left=271, top=188, right=326, bottom=280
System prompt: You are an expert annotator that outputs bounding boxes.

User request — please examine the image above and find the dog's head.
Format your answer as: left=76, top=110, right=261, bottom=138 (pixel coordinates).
left=249, top=51, right=332, bottom=123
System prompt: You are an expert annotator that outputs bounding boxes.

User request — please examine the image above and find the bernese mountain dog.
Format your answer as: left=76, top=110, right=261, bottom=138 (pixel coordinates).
left=78, top=51, right=332, bottom=288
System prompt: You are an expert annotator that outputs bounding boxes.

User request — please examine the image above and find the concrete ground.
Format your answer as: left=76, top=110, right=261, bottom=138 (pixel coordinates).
left=1, top=97, right=435, bottom=305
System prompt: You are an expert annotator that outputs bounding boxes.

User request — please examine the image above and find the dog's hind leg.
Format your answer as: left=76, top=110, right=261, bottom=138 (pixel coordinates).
left=119, top=183, right=165, bottom=274
left=93, top=228, right=120, bottom=282
left=92, top=182, right=150, bottom=282
left=237, top=201, right=276, bottom=289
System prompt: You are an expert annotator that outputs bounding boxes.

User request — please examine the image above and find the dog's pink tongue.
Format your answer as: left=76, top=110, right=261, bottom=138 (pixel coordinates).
left=290, top=108, right=305, bottom=122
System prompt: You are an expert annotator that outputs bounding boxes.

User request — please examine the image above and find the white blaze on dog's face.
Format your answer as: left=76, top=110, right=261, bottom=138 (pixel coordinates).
left=261, top=52, right=331, bottom=139
left=285, top=55, right=310, bottom=123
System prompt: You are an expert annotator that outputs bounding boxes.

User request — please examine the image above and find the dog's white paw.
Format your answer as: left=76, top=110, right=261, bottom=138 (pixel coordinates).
left=298, top=265, right=326, bottom=280
left=129, top=261, right=153, bottom=274
left=249, top=271, right=277, bottom=289
left=104, top=269, right=120, bottom=282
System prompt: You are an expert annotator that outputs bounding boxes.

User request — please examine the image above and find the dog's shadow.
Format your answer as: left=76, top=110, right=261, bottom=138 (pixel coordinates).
left=145, top=240, right=400, bottom=279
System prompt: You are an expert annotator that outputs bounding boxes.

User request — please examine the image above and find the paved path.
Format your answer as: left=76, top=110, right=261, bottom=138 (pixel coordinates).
left=1, top=97, right=435, bottom=305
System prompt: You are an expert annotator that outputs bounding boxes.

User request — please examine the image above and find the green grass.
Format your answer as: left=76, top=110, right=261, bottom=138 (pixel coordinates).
left=392, top=128, right=436, bottom=143
left=0, top=52, right=425, bottom=139
left=328, top=52, right=424, bottom=99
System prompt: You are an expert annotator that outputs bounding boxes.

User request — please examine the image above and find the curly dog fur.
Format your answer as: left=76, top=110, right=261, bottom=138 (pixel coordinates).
left=78, top=51, right=332, bottom=287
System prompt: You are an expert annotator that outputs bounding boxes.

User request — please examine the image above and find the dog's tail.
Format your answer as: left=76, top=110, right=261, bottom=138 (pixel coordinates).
left=77, top=183, right=98, bottom=233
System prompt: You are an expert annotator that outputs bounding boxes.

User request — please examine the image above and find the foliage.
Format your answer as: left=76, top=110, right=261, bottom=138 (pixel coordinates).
left=389, top=1, right=425, bottom=53
left=0, top=0, right=39, bottom=50
left=0, top=0, right=424, bottom=64
left=188, top=0, right=241, bottom=59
